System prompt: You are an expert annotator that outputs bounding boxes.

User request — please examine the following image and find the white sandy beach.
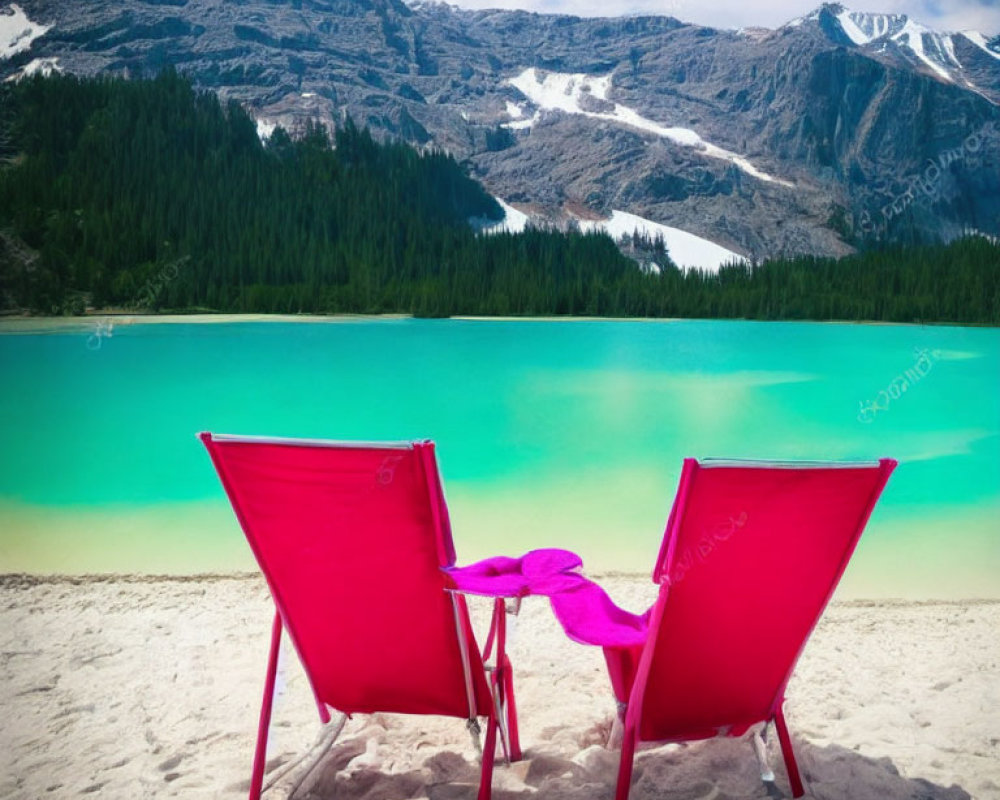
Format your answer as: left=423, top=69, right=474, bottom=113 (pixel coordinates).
left=0, top=314, right=414, bottom=334
left=0, top=313, right=693, bottom=332
left=2, top=575, right=998, bottom=799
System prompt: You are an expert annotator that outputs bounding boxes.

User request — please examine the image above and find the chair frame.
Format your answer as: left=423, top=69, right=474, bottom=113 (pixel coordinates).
left=200, top=432, right=520, bottom=800
left=612, top=457, right=896, bottom=799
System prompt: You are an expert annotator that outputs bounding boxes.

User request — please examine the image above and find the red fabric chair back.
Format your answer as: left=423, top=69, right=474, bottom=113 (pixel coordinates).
left=637, top=458, right=896, bottom=742
left=201, top=434, right=491, bottom=718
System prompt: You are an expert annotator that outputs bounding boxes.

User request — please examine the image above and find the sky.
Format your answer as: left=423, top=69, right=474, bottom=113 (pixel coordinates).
left=444, top=0, right=1000, bottom=34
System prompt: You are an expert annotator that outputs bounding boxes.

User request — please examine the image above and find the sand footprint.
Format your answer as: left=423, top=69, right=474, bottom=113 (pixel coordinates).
left=158, top=752, right=188, bottom=783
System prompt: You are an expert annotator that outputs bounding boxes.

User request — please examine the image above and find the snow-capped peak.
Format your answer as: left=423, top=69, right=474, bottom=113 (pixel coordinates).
left=832, top=7, right=908, bottom=45
left=784, top=5, right=1000, bottom=95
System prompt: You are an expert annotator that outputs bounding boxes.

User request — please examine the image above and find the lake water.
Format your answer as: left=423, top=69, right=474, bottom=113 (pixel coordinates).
left=1, top=316, right=997, bottom=599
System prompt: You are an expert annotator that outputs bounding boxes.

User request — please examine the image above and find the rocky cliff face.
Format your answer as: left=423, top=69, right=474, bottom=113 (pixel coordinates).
left=4, top=0, right=999, bottom=261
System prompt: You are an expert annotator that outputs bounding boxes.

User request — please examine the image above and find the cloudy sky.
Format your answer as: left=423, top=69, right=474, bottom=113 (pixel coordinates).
left=445, top=0, right=1000, bottom=34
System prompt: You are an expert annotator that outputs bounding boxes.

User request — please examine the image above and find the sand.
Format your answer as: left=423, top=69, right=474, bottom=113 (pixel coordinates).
left=1, top=574, right=997, bottom=800
left=0, top=314, right=409, bottom=334
left=0, top=314, right=952, bottom=332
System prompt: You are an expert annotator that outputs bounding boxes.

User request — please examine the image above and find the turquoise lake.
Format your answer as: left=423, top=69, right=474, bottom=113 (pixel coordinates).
left=1, top=317, right=997, bottom=599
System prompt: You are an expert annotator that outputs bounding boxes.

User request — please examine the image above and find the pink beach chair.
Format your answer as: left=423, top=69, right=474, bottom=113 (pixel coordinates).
left=199, top=433, right=521, bottom=800
left=603, top=458, right=896, bottom=799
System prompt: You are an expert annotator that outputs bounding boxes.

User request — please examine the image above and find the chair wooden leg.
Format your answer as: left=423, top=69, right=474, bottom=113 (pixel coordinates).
left=614, top=719, right=638, bottom=800
left=249, top=612, right=283, bottom=800
left=774, top=707, right=805, bottom=798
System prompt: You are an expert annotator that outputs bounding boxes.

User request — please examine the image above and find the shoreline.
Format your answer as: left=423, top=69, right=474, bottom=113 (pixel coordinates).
left=0, top=312, right=995, bottom=330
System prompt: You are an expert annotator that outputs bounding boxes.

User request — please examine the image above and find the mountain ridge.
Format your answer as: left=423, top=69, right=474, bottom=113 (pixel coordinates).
left=3, top=0, right=999, bottom=265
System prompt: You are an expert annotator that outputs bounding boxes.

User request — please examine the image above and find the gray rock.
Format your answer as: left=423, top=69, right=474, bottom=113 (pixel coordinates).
left=6, top=0, right=999, bottom=260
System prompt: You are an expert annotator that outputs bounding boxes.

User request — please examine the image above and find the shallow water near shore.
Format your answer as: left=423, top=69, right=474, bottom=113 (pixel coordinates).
left=1, top=316, right=997, bottom=598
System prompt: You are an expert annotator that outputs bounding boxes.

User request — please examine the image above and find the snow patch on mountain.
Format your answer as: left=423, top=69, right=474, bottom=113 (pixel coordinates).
left=507, top=68, right=793, bottom=188
left=255, top=119, right=276, bottom=142
left=21, top=56, right=59, bottom=76
left=578, top=210, right=747, bottom=273
left=508, top=69, right=611, bottom=115
left=4, top=55, right=60, bottom=81
left=897, top=20, right=959, bottom=81
left=476, top=198, right=530, bottom=235
left=835, top=8, right=907, bottom=44
left=504, top=100, right=534, bottom=130
left=965, top=229, right=999, bottom=245
left=0, top=4, right=48, bottom=60
left=477, top=201, right=743, bottom=273
left=836, top=9, right=874, bottom=45
left=963, top=30, right=1000, bottom=61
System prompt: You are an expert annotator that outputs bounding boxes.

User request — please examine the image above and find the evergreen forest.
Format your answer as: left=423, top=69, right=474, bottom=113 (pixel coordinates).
left=1, top=72, right=997, bottom=324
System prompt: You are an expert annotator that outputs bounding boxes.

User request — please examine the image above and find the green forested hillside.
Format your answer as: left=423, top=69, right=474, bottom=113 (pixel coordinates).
left=0, top=71, right=650, bottom=317
left=1, top=72, right=998, bottom=324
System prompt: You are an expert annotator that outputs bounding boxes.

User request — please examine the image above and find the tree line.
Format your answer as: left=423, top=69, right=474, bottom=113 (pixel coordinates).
left=0, top=71, right=997, bottom=324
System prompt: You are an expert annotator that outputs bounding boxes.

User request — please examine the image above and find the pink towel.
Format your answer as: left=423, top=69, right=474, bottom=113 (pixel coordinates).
left=445, top=549, right=650, bottom=648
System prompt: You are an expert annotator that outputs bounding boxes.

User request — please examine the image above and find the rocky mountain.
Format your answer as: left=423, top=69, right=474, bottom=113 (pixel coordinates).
left=3, top=0, right=999, bottom=266
left=804, top=4, right=1000, bottom=101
